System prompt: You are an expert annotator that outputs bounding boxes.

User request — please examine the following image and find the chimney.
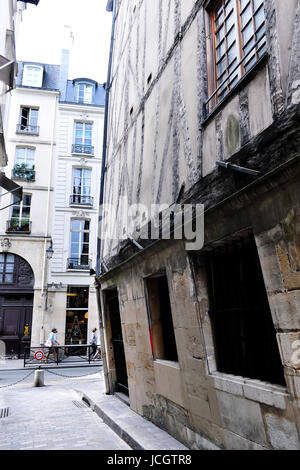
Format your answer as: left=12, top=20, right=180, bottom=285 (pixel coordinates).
left=59, top=26, right=74, bottom=102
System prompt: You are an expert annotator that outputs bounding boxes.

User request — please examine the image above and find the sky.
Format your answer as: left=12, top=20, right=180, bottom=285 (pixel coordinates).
left=16, top=0, right=112, bottom=84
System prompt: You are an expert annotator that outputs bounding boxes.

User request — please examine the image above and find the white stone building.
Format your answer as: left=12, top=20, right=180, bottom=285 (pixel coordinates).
left=47, top=50, right=105, bottom=347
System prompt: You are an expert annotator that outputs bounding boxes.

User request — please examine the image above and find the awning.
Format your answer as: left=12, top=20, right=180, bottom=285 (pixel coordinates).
left=0, top=55, right=15, bottom=89
left=17, top=0, right=40, bottom=4
left=0, top=172, right=22, bottom=211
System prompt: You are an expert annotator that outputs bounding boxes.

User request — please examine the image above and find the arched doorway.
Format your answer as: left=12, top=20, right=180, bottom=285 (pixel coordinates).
left=0, top=253, right=34, bottom=358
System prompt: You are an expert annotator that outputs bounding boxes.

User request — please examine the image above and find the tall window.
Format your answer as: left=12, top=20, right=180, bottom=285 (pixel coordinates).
left=77, top=83, right=93, bottom=104
left=205, top=234, right=285, bottom=386
left=73, top=122, right=93, bottom=155
left=18, top=107, right=39, bottom=133
left=0, top=254, right=15, bottom=284
left=146, top=275, right=178, bottom=362
left=22, top=65, right=43, bottom=88
left=69, top=220, right=90, bottom=268
left=71, top=168, right=92, bottom=205
left=15, top=148, right=35, bottom=168
left=208, top=0, right=266, bottom=107
left=65, top=286, right=89, bottom=344
left=8, top=194, right=31, bottom=232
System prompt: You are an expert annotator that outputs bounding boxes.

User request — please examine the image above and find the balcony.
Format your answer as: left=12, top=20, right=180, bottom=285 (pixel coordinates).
left=67, top=257, right=91, bottom=270
left=71, top=144, right=94, bottom=156
left=12, top=164, right=35, bottom=182
left=69, top=195, right=93, bottom=206
left=6, top=218, right=32, bottom=234
left=16, top=124, right=39, bottom=135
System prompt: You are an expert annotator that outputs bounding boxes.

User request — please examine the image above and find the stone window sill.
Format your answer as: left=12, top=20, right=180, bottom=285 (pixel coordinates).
left=210, top=371, right=288, bottom=410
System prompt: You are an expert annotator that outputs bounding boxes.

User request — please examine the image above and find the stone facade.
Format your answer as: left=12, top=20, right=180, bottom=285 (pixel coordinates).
left=97, top=0, right=300, bottom=449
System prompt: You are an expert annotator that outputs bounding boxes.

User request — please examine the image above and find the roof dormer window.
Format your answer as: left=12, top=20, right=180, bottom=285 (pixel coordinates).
left=22, top=65, right=44, bottom=88
left=77, top=83, right=93, bottom=104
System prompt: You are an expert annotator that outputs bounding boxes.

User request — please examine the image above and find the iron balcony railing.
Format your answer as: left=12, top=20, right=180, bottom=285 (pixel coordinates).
left=69, top=194, right=94, bottom=206
left=71, top=144, right=94, bottom=156
left=6, top=218, right=32, bottom=233
left=67, top=257, right=92, bottom=270
left=12, top=165, right=35, bottom=182
left=16, top=124, right=39, bottom=135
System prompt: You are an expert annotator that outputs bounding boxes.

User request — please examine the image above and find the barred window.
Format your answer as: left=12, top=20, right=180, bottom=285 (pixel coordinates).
left=207, top=0, right=266, bottom=109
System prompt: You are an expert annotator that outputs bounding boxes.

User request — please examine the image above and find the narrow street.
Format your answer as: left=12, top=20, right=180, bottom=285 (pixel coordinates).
left=0, top=367, right=130, bottom=450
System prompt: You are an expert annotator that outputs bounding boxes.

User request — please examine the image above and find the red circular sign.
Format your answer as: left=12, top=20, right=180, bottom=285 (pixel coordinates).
left=34, top=350, right=44, bottom=361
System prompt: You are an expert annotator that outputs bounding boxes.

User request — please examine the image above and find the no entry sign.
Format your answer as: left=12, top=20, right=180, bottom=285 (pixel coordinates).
left=34, top=350, right=44, bottom=361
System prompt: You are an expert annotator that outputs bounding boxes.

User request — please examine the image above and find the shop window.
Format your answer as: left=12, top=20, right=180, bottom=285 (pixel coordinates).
left=146, top=274, right=178, bottom=362
left=206, top=234, right=285, bottom=386
left=65, top=286, right=89, bottom=344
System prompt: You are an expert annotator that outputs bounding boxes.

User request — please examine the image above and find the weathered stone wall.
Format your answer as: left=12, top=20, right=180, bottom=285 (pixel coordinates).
left=100, top=159, right=300, bottom=449
left=99, top=0, right=300, bottom=449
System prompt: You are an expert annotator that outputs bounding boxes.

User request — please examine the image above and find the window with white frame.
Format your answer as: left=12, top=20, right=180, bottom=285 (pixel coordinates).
left=73, top=122, right=93, bottom=154
left=0, top=254, right=15, bottom=284
left=71, top=168, right=92, bottom=205
left=206, top=0, right=266, bottom=110
left=22, top=65, right=44, bottom=88
left=15, top=147, right=35, bottom=169
left=76, top=83, right=93, bottom=104
left=9, top=194, right=31, bottom=231
left=18, top=107, right=39, bottom=133
left=69, top=219, right=90, bottom=267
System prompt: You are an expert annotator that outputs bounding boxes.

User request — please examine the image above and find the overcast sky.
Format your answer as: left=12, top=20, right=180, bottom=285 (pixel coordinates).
left=16, top=0, right=112, bottom=83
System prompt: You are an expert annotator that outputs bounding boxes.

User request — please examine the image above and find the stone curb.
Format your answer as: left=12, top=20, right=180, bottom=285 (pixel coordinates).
left=74, top=390, right=188, bottom=451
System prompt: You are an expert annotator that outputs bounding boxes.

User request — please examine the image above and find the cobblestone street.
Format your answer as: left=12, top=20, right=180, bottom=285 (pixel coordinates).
left=0, top=367, right=130, bottom=450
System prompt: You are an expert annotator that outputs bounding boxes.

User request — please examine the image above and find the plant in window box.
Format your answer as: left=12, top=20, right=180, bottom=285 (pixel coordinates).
left=12, top=163, right=35, bottom=181
left=21, top=217, right=30, bottom=232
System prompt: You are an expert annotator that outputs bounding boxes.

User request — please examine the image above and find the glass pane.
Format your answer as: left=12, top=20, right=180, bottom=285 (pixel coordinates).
left=71, top=232, right=80, bottom=243
left=253, top=0, right=264, bottom=11
left=225, top=0, right=234, bottom=16
left=242, top=21, right=254, bottom=44
left=225, top=11, right=235, bottom=32
left=217, top=57, right=227, bottom=77
left=5, top=274, right=13, bottom=283
left=71, top=220, right=81, bottom=230
left=216, top=26, right=225, bottom=45
left=226, top=27, right=236, bottom=47
left=217, top=40, right=226, bottom=60
left=6, top=263, right=14, bottom=273
left=241, top=3, right=252, bottom=28
left=254, top=6, right=265, bottom=30
left=0, top=263, right=4, bottom=273
left=228, top=43, right=237, bottom=65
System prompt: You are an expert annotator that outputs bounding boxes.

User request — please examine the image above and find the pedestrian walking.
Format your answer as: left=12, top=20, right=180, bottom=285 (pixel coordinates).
left=45, top=328, right=60, bottom=363
left=93, top=336, right=101, bottom=360
left=89, top=328, right=98, bottom=359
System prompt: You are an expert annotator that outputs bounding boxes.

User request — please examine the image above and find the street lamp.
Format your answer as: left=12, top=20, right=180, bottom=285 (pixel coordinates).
left=46, top=240, right=54, bottom=260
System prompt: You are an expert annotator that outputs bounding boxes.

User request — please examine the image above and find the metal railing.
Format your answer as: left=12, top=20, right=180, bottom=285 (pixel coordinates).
left=67, top=257, right=92, bottom=270
left=6, top=218, right=32, bottom=233
left=23, top=345, right=101, bottom=367
left=16, top=124, right=39, bottom=135
left=69, top=194, right=94, bottom=206
left=72, top=144, right=94, bottom=156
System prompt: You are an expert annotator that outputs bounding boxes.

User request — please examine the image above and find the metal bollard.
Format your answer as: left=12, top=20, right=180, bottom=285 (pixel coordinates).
left=33, top=368, right=45, bottom=387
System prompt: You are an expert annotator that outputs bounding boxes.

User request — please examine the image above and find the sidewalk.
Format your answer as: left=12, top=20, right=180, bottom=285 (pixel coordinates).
left=0, top=362, right=188, bottom=450
left=73, top=379, right=188, bottom=450
left=0, top=358, right=102, bottom=371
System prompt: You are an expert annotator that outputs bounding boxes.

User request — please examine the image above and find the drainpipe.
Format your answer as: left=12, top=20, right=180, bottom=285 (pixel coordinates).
left=95, top=0, right=117, bottom=394
left=40, top=92, right=58, bottom=345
